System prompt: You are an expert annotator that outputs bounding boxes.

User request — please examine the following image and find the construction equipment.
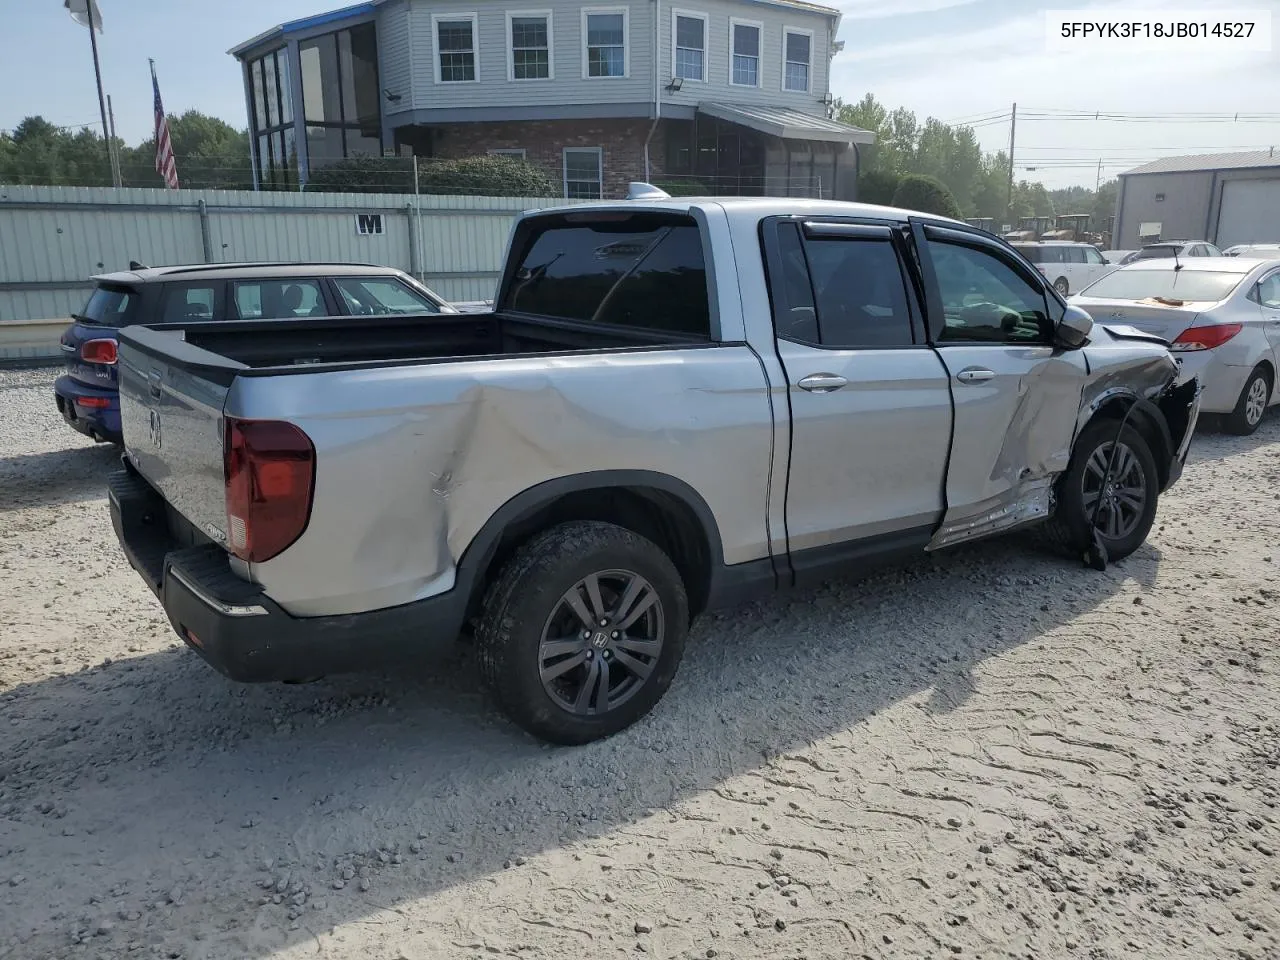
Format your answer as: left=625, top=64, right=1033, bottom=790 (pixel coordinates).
left=1001, top=216, right=1054, bottom=242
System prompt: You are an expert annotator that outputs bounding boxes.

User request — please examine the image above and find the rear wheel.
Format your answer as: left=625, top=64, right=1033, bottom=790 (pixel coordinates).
left=1054, top=276, right=1070, bottom=296
left=1041, top=419, right=1159, bottom=562
left=1223, top=365, right=1272, bottom=436
left=475, top=521, right=688, bottom=745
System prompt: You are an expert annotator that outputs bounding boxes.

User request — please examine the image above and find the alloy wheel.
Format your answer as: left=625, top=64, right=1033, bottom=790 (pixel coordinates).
left=538, top=569, right=665, bottom=716
left=1245, top=375, right=1268, bottom=426
left=1081, top=440, right=1148, bottom=541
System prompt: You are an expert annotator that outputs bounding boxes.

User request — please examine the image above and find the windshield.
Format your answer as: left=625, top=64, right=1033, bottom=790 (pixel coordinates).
left=78, top=284, right=139, bottom=326
left=1134, top=246, right=1181, bottom=260
left=1080, top=269, right=1246, bottom=302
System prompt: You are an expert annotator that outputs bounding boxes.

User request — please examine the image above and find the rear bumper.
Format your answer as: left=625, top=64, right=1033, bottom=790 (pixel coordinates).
left=108, top=462, right=465, bottom=682
left=54, top=375, right=121, bottom=443
left=1173, top=353, right=1256, bottom=414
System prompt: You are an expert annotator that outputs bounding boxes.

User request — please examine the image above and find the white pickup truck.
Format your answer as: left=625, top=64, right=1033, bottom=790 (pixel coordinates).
left=108, top=191, right=1200, bottom=744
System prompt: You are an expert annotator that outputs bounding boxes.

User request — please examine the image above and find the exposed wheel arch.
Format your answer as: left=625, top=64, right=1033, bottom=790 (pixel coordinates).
left=1079, top=394, right=1175, bottom=491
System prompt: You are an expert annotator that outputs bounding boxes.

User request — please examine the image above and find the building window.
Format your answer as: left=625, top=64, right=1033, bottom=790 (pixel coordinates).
left=584, top=8, right=627, bottom=78
left=508, top=11, right=552, bottom=81
left=297, top=21, right=383, bottom=176
left=564, top=147, right=603, bottom=198
left=490, top=148, right=527, bottom=159
left=783, top=28, right=812, bottom=92
left=730, top=19, right=761, bottom=87
left=673, top=11, right=707, bottom=82
left=247, top=47, right=296, bottom=189
left=435, top=14, right=478, bottom=83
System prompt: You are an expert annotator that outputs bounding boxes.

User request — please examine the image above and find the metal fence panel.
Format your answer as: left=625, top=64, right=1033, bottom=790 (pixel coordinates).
left=0, top=185, right=590, bottom=358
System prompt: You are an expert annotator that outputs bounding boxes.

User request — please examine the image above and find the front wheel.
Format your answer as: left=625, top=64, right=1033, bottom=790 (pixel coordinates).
left=475, top=521, right=689, bottom=745
left=1223, top=365, right=1272, bottom=436
left=1042, top=419, right=1160, bottom=562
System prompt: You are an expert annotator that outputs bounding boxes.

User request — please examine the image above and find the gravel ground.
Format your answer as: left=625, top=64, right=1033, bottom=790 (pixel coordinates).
left=2, top=365, right=1278, bottom=960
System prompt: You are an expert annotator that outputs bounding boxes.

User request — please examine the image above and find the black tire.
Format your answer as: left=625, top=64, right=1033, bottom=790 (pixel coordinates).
left=475, top=521, right=689, bottom=745
left=1223, top=365, right=1272, bottom=436
left=1054, top=276, right=1070, bottom=296
left=1041, top=418, right=1160, bottom=563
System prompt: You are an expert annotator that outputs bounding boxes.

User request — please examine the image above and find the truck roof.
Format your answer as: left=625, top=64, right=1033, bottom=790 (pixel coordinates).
left=523, top=196, right=972, bottom=229
left=89, top=262, right=409, bottom=285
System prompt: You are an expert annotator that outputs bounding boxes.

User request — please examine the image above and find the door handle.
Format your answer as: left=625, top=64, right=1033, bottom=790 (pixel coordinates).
left=797, top=373, right=848, bottom=393
left=147, top=369, right=164, bottom=400
left=955, top=367, right=996, bottom=385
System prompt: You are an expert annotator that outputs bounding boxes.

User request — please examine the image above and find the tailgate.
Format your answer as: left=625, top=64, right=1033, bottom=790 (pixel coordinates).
left=117, top=325, right=245, bottom=546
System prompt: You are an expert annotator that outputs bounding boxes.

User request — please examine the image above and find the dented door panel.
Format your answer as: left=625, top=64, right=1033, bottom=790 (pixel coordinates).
left=929, top=345, right=1087, bottom=549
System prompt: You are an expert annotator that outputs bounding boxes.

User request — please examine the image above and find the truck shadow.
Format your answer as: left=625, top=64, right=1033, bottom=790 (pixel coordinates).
left=0, top=535, right=1159, bottom=956
left=0, top=443, right=118, bottom=513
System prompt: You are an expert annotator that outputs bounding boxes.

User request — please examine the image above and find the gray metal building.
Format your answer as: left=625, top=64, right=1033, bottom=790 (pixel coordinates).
left=1114, top=150, right=1280, bottom=249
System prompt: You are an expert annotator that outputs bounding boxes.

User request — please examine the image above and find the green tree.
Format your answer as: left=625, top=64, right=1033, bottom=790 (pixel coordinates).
left=857, top=169, right=900, bottom=205
left=123, top=110, right=252, bottom=189
left=892, top=174, right=962, bottom=219
left=308, top=154, right=557, bottom=197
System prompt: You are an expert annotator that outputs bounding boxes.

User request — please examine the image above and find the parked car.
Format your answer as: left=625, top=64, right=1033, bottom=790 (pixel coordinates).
left=1104, top=250, right=1140, bottom=266
left=1073, top=256, right=1280, bottom=434
left=108, top=191, right=1200, bottom=744
left=54, top=262, right=459, bottom=444
left=1224, top=243, right=1280, bottom=258
left=1010, top=241, right=1116, bottom=296
left=1133, top=241, right=1223, bottom=260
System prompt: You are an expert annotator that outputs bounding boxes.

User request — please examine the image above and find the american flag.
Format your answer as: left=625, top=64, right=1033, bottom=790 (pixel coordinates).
left=150, top=59, right=179, bottom=189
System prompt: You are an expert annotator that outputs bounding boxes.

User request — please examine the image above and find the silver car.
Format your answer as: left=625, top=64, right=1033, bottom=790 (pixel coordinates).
left=1072, top=257, right=1280, bottom=434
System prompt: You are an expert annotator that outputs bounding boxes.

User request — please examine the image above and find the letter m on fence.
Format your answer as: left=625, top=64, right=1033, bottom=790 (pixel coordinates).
left=355, top=213, right=384, bottom=236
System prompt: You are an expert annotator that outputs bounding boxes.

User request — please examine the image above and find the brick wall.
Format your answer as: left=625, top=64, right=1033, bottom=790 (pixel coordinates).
left=428, top=119, right=667, bottom=199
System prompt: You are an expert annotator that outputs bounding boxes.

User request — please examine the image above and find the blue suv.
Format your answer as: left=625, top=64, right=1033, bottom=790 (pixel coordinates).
left=55, top=262, right=459, bottom=444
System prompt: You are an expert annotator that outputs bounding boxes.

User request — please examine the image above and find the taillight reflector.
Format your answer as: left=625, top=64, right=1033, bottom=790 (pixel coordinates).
left=80, top=338, right=118, bottom=365
left=1170, top=323, right=1243, bottom=352
left=224, top=418, right=315, bottom=563
left=77, top=396, right=111, bottom=409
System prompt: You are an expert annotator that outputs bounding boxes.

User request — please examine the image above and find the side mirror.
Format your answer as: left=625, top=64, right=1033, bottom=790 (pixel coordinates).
left=1056, top=304, right=1094, bottom=349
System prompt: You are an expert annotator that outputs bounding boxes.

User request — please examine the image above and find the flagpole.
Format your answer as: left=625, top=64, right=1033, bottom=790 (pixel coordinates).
left=85, top=12, right=116, bottom=186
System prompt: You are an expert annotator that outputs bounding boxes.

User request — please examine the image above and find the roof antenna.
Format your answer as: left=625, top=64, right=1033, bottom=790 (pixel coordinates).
left=1172, top=247, right=1183, bottom=271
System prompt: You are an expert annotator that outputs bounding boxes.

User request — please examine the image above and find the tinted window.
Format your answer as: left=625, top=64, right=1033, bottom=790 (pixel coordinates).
left=1085, top=247, right=1106, bottom=265
left=161, top=284, right=217, bottom=323
left=507, top=214, right=710, bottom=337
left=772, top=222, right=819, bottom=342
left=234, top=279, right=326, bottom=319
left=803, top=238, right=913, bottom=347
left=1066, top=246, right=1087, bottom=264
left=78, top=285, right=138, bottom=327
left=929, top=241, right=1052, bottom=344
left=1135, top=246, right=1178, bottom=259
left=1082, top=269, right=1247, bottom=302
left=334, top=277, right=441, bottom=315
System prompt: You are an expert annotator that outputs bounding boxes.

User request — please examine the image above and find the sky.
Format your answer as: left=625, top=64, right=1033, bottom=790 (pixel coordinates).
left=1, top=0, right=1278, bottom=188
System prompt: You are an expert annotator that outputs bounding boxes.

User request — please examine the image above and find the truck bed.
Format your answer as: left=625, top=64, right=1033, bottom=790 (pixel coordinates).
left=119, top=313, right=698, bottom=379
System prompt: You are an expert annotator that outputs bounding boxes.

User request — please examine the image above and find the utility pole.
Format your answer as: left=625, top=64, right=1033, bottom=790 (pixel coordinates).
left=1005, top=102, right=1017, bottom=218
left=1095, top=157, right=1103, bottom=191
left=85, top=11, right=114, bottom=185
left=107, top=94, right=123, bottom=188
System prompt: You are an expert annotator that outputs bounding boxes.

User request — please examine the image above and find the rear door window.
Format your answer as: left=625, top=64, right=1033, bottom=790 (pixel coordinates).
left=792, top=233, right=914, bottom=347
left=160, top=283, right=219, bottom=323
left=506, top=213, right=710, bottom=337
left=233, top=279, right=327, bottom=319
left=78, top=284, right=139, bottom=327
left=333, top=277, right=442, bottom=315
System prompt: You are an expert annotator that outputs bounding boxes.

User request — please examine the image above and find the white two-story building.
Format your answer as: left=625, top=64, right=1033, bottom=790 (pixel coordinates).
left=229, top=0, right=873, bottom=199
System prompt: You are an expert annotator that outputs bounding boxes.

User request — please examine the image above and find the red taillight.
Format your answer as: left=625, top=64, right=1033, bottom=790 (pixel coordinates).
left=80, top=338, right=118, bottom=365
left=77, top=396, right=111, bottom=409
left=223, top=417, right=315, bottom=563
left=1170, top=323, right=1243, bottom=352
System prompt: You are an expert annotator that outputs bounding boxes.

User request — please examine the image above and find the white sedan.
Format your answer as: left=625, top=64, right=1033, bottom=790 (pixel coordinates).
left=1072, top=257, right=1280, bottom=435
